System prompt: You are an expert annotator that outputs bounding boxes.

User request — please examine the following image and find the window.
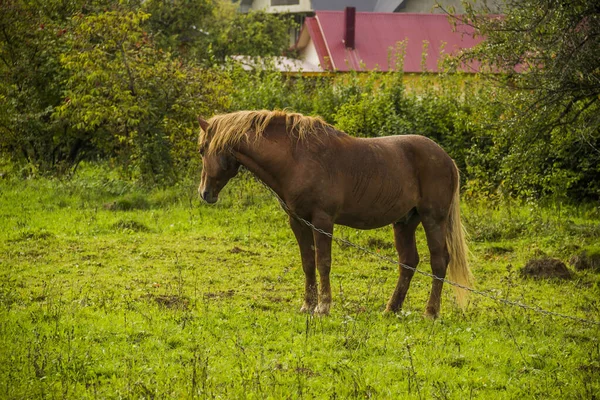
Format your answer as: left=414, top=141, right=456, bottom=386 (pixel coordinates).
left=271, top=0, right=299, bottom=5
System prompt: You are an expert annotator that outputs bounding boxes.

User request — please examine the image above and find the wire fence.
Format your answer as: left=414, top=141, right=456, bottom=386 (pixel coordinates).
left=259, top=181, right=600, bottom=326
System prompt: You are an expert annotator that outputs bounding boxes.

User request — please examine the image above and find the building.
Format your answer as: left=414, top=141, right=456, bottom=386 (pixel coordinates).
left=294, top=9, right=481, bottom=73
left=233, top=2, right=486, bottom=74
left=237, top=0, right=470, bottom=45
left=238, top=0, right=468, bottom=14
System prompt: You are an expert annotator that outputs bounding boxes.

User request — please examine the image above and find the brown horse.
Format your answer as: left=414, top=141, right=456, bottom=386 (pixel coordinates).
left=197, top=110, right=472, bottom=318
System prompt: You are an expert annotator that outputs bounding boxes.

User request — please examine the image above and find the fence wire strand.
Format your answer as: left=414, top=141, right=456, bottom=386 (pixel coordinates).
left=257, top=180, right=600, bottom=326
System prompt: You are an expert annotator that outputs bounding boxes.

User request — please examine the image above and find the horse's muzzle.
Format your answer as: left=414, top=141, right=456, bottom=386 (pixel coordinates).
left=200, top=189, right=218, bottom=204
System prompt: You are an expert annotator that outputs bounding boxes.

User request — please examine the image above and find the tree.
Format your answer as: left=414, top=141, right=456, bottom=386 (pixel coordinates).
left=140, top=0, right=216, bottom=60
left=212, top=8, right=294, bottom=60
left=455, top=0, right=600, bottom=200
left=140, top=0, right=295, bottom=63
left=0, top=1, right=232, bottom=182
left=0, top=0, right=80, bottom=173
left=55, top=9, right=229, bottom=184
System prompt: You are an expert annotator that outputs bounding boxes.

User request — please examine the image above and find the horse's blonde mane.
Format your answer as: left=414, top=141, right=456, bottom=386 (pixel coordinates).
left=200, top=110, right=332, bottom=155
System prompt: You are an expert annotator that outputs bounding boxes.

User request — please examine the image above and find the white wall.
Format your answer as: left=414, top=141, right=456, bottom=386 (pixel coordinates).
left=400, top=0, right=464, bottom=13
left=301, top=38, right=321, bottom=68
left=250, top=0, right=313, bottom=13
left=399, top=0, right=504, bottom=14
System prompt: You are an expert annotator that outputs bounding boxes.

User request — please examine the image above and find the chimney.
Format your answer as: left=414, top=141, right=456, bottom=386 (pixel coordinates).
left=343, top=7, right=356, bottom=49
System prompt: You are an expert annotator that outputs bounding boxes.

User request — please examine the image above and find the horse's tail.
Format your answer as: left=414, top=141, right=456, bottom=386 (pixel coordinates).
left=445, top=167, right=473, bottom=308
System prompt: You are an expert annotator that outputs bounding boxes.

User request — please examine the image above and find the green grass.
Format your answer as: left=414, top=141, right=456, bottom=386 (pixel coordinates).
left=1, top=170, right=599, bottom=399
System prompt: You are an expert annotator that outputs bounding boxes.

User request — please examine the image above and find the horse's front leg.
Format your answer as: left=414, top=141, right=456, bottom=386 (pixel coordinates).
left=289, top=217, right=317, bottom=313
left=312, top=215, right=334, bottom=316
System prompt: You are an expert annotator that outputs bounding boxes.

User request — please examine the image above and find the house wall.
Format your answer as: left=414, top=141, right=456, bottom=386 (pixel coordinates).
left=312, top=0, right=378, bottom=11
left=399, top=0, right=465, bottom=13
left=398, top=0, right=504, bottom=13
left=242, top=0, right=503, bottom=14
left=248, top=0, right=313, bottom=13
left=301, top=38, right=321, bottom=69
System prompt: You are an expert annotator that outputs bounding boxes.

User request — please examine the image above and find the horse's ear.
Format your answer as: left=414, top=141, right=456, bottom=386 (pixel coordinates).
left=197, top=116, right=209, bottom=132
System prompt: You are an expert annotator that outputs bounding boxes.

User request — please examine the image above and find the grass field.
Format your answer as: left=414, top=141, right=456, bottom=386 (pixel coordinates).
left=1, top=168, right=599, bottom=399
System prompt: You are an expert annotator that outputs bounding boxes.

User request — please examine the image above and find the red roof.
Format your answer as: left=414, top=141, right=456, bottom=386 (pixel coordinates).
left=297, top=12, right=481, bottom=73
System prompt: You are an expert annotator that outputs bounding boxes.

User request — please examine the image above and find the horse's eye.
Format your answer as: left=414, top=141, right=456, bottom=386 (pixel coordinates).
left=198, top=145, right=206, bottom=155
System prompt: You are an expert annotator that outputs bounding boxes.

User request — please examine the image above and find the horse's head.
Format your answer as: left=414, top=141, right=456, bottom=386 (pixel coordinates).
left=197, top=117, right=241, bottom=204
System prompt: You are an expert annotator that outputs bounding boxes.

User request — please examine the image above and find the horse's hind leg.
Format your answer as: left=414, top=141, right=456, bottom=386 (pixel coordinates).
left=312, top=213, right=334, bottom=316
left=421, top=217, right=450, bottom=319
left=289, top=217, right=318, bottom=313
left=386, top=213, right=420, bottom=313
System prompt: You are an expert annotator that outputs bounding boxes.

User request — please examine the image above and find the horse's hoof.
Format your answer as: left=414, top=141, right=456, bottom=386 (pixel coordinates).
left=383, top=308, right=397, bottom=317
left=384, top=303, right=401, bottom=314
left=424, top=307, right=439, bottom=320
left=314, top=303, right=330, bottom=316
left=300, top=304, right=315, bottom=313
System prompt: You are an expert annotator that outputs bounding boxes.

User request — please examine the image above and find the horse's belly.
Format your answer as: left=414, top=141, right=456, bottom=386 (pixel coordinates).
left=335, top=204, right=411, bottom=230
left=336, top=178, right=417, bottom=229
left=336, top=217, right=391, bottom=230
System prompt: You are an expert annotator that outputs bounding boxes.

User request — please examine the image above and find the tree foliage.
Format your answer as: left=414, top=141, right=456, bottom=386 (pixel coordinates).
left=0, top=0, right=289, bottom=182
left=1, top=0, right=597, bottom=200
left=56, top=10, right=228, bottom=184
left=213, top=9, right=294, bottom=60
left=141, top=0, right=294, bottom=63
left=0, top=0, right=78, bottom=173
left=227, top=59, right=477, bottom=177
left=141, top=0, right=215, bottom=59
left=455, top=0, right=600, bottom=200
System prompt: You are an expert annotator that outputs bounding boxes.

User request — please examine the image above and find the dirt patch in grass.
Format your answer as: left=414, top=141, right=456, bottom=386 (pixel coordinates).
left=486, top=245, right=514, bottom=255
left=10, top=228, right=55, bottom=242
left=230, top=246, right=258, bottom=255
left=266, top=295, right=291, bottom=303
left=483, top=245, right=514, bottom=259
left=520, top=258, right=572, bottom=280
left=570, top=250, right=600, bottom=272
left=203, top=289, right=235, bottom=300
left=110, top=219, right=152, bottom=233
left=294, top=366, right=319, bottom=378
left=104, top=193, right=151, bottom=211
left=143, top=294, right=189, bottom=310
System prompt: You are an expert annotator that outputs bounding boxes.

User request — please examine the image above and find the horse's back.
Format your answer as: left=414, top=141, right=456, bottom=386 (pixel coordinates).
left=321, top=134, right=456, bottom=228
left=356, top=134, right=457, bottom=185
left=374, top=134, right=453, bottom=163
left=383, top=134, right=459, bottom=217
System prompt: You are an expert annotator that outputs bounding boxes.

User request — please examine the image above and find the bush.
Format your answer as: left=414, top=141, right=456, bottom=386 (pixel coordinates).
left=2, top=0, right=597, bottom=201
left=226, top=55, right=480, bottom=180
left=0, top=1, right=228, bottom=184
